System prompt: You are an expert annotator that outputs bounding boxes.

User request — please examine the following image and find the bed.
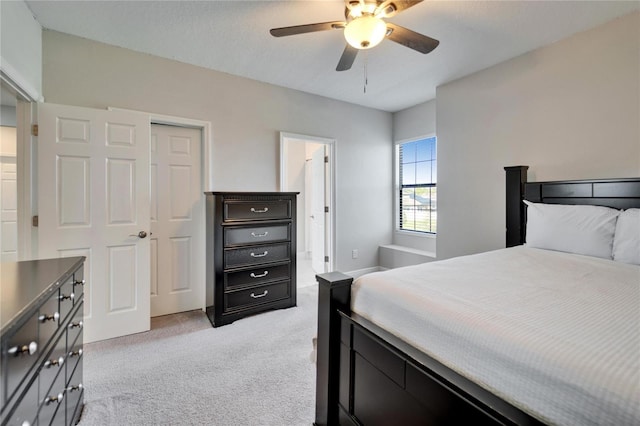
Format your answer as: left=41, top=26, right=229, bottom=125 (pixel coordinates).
left=314, top=166, right=640, bottom=426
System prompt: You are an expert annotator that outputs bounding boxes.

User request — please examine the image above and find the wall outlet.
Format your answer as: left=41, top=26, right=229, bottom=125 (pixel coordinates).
left=352, top=249, right=359, bottom=259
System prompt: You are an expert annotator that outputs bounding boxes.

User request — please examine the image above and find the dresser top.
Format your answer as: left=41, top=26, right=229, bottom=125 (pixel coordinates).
left=1, top=257, right=85, bottom=336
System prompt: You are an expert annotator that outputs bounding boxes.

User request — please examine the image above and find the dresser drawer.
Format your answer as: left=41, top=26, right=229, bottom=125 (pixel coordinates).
left=5, top=314, right=39, bottom=403
left=38, top=333, right=67, bottom=402
left=58, top=277, right=76, bottom=322
left=38, top=291, right=62, bottom=349
left=224, top=200, right=291, bottom=221
left=64, top=359, right=84, bottom=426
left=66, top=303, right=84, bottom=355
left=4, top=381, right=38, bottom=426
left=66, top=338, right=83, bottom=385
left=224, top=281, right=290, bottom=311
left=224, top=224, right=290, bottom=247
left=225, top=263, right=290, bottom=290
left=224, top=243, right=290, bottom=269
left=38, top=367, right=67, bottom=426
left=72, top=270, right=85, bottom=305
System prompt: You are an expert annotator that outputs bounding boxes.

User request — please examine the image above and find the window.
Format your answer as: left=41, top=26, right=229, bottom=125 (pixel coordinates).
left=398, top=136, right=437, bottom=234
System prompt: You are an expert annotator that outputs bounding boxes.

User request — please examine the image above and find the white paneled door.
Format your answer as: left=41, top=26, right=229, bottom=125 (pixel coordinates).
left=38, top=103, right=150, bottom=343
left=311, top=145, right=326, bottom=274
left=150, top=124, right=203, bottom=317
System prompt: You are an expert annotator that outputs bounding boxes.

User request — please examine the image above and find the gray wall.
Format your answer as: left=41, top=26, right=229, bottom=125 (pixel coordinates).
left=42, top=30, right=393, bottom=272
left=435, top=11, right=640, bottom=260
left=0, top=0, right=42, bottom=100
left=392, top=99, right=437, bottom=255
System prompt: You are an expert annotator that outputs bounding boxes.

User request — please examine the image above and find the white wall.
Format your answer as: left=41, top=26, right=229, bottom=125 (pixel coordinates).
left=0, top=106, right=16, bottom=127
left=42, top=30, right=393, bottom=272
left=0, top=0, right=42, bottom=100
left=436, top=11, right=640, bottom=260
left=392, top=99, right=437, bottom=256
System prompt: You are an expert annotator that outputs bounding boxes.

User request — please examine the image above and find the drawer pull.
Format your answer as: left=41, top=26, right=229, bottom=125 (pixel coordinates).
left=8, top=341, right=38, bottom=356
left=39, top=312, right=60, bottom=323
left=68, top=348, right=83, bottom=358
left=250, top=231, right=269, bottom=238
left=250, top=251, right=269, bottom=258
left=44, top=356, right=65, bottom=369
left=74, top=279, right=86, bottom=286
left=68, top=321, right=83, bottom=329
left=250, top=290, right=269, bottom=299
left=44, top=392, right=64, bottom=405
left=250, top=271, right=269, bottom=278
left=59, top=292, right=75, bottom=301
left=250, top=207, right=269, bottom=213
left=66, top=383, right=83, bottom=393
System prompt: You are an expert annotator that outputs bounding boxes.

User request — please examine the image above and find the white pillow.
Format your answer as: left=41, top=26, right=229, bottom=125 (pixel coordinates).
left=612, top=208, right=640, bottom=265
left=524, top=201, right=620, bottom=259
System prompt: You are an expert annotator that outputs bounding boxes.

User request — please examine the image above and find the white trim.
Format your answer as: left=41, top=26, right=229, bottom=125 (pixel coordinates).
left=16, top=101, right=35, bottom=259
left=394, top=133, right=437, bottom=236
left=0, top=60, right=43, bottom=102
left=395, top=229, right=437, bottom=239
left=280, top=132, right=337, bottom=273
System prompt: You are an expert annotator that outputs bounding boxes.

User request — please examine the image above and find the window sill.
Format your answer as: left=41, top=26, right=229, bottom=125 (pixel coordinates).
left=395, top=230, right=436, bottom=239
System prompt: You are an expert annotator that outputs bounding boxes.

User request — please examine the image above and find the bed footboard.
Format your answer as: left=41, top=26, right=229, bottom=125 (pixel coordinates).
left=315, top=272, right=353, bottom=426
left=314, top=271, right=545, bottom=426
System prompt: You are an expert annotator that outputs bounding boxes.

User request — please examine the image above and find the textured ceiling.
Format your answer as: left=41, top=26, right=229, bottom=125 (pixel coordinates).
left=25, top=1, right=639, bottom=112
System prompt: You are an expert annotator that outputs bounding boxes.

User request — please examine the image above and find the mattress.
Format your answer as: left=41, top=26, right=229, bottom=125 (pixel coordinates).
left=351, top=246, right=640, bottom=426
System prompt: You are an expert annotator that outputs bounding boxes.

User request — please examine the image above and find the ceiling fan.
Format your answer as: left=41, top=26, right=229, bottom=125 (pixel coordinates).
left=270, top=0, right=439, bottom=71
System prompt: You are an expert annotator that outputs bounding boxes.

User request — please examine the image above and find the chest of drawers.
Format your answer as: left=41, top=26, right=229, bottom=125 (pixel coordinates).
left=1, top=257, right=85, bottom=426
left=205, top=192, right=298, bottom=327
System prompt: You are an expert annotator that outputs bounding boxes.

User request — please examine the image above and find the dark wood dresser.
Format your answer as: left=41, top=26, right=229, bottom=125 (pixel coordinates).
left=205, top=192, right=298, bottom=327
left=1, top=257, right=85, bottom=426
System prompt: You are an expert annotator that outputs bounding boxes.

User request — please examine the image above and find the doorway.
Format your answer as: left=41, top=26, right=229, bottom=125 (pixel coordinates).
left=0, top=84, right=17, bottom=262
left=280, top=132, right=335, bottom=288
left=0, top=78, right=32, bottom=263
left=149, top=123, right=204, bottom=317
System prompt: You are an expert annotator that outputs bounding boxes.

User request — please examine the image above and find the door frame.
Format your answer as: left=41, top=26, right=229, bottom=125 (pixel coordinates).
left=279, top=132, right=336, bottom=273
left=110, top=107, right=213, bottom=311
left=0, top=73, right=37, bottom=260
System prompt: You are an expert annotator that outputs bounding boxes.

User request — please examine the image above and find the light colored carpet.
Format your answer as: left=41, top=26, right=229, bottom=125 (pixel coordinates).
left=78, top=285, right=318, bottom=426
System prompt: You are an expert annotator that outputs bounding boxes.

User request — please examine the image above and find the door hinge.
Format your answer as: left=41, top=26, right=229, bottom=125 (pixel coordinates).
left=324, top=156, right=329, bottom=163
left=324, top=256, right=329, bottom=263
left=32, top=215, right=39, bottom=227
left=324, top=206, right=329, bottom=213
left=31, top=124, right=39, bottom=136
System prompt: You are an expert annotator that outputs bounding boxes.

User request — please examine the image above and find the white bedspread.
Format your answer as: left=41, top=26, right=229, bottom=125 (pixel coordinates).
left=351, top=246, right=640, bottom=426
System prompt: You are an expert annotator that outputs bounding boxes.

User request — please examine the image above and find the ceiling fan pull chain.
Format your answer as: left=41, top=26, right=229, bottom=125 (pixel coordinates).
left=364, top=51, right=368, bottom=94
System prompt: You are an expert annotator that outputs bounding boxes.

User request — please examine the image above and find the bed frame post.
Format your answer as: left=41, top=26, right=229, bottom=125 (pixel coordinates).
left=504, top=165, right=529, bottom=247
left=314, top=272, right=353, bottom=426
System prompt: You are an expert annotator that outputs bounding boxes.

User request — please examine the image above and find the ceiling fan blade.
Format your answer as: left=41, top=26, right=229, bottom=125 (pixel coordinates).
left=336, top=44, right=358, bottom=71
left=385, top=23, right=439, bottom=54
left=270, top=21, right=345, bottom=37
left=375, top=0, right=423, bottom=18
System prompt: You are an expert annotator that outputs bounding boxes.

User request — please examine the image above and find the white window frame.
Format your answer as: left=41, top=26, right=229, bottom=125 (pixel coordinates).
left=394, top=134, right=437, bottom=236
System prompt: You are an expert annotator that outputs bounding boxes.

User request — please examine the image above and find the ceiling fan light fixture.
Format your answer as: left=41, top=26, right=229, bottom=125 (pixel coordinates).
left=344, top=15, right=387, bottom=49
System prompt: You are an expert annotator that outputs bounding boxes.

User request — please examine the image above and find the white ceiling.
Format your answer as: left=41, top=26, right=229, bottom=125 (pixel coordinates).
left=25, top=0, right=639, bottom=112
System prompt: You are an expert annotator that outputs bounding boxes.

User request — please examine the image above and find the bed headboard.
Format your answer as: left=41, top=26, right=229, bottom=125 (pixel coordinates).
left=505, top=166, right=640, bottom=247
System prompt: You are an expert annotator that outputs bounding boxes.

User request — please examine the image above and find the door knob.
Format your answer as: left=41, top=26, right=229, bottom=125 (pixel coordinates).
left=130, top=231, right=148, bottom=239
